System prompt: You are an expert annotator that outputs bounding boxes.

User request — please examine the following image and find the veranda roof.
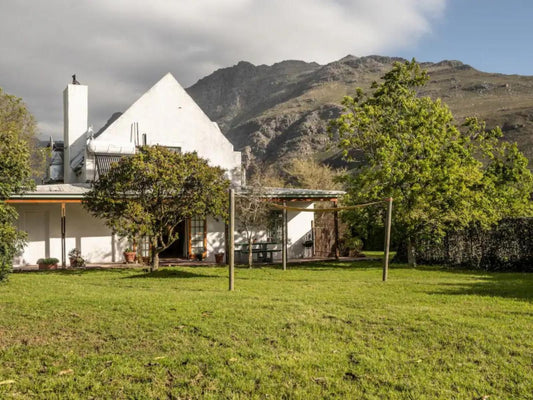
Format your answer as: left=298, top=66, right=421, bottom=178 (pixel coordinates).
left=8, top=183, right=91, bottom=201
left=237, top=187, right=344, bottom=201
left=8, top=184, right=344, bottom=202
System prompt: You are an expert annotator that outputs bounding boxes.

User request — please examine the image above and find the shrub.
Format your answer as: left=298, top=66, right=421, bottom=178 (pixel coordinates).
left=405, top=218, right=533, bottom=271
left=37, top=258, right=59, bottom=265
left=68, top=249, right=86, bottom=268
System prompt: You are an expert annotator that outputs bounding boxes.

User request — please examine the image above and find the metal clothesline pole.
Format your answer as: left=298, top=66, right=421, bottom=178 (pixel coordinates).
left=228, top=189, right=235, bottom=291
left=382, top=197, right=393, bottom=282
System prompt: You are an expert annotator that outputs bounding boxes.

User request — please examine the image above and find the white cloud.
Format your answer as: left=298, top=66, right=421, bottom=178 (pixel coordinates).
left=0, top=0, right=446, bottom=137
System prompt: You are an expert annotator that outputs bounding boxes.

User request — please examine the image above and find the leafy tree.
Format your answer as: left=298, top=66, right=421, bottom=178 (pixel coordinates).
left=84, top=146, right=229, bottom=271
left=247, top=157, right=345, bottom=190
left=284, top=158, right=345, bottom=190
left=0, top=88, right=36, bottom=280
left=329, top=60, right=532, bottom=266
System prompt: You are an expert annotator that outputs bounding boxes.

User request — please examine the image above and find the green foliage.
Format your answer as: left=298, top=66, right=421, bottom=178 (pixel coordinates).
left=0, top=88, right=36, bottom=198
left=0, top=206, right=25, bottom=281
left=68, top=248, right=86, bottom=268
left=463, top=117, right=533, bottom=217
left=36, top=258, right=59, bottom=265
left=0, top=88, right=36, bottom=281
left=83, top=146, right=229, bottom=270
left=283, top=157, right=345, bottom=190
left=329, top=60, right=533, bottom=263
left=247, top=157, right=345, bottom=190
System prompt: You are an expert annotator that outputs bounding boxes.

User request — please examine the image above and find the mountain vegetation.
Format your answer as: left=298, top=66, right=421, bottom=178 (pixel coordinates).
left=187, top=55, right=533, bottom=172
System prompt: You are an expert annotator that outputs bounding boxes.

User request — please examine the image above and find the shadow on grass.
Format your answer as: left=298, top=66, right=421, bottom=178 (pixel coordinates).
left=23, top=268, right=131, bottom=275
left=124, top=268, right=219, bottom=279
left=427, top=273, right=533, bottom=302
left=282, top=260, right=383, bottom=271
left=229, top=261, right=384, bottom=273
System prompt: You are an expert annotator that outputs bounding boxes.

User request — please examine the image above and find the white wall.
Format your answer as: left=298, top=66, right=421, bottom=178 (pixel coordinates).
left=63, top=84, right=88, bottom=184
left=13, top=201, right=316, bottom=266
left=90, top=73, right=242, bottom=185
left=206, top=217, right=226, bottom=262
left=287, top=202, right=315, bottom=259
left=13, top=203, right=125, bottom=266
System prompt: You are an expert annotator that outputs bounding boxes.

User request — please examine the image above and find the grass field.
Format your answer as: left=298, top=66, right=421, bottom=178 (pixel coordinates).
left=1, top=261, right=532, bottom=399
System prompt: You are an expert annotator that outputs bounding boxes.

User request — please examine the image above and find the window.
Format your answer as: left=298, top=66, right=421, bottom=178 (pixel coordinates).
left=189, top=217, right=206, bottom=258
left=267, top=210, right=283, bottom=241
left=138, top=236, right=150, bottom=259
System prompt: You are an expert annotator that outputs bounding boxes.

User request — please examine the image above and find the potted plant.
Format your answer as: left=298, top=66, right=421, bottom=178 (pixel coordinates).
left=214, top=252, right=224, bottom=265
left=123, top=248, right=137, bottom=263
left=37, top=257, right=59, bottom=270
left=68, top=248, right=86, bottom=268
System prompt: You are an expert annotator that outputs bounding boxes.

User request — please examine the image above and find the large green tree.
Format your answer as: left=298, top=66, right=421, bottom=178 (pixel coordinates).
left=330, top=60, right=532, bottom=266
left=83, top=146, right=229, bottom=271
left=0, top=88, right=37, bottom=280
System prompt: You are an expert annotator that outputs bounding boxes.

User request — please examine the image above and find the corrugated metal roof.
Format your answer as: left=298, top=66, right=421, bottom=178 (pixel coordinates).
left=237, top=186, right=344, bottom=199
left=9, top=184, right=344, bottom=200
left=9, top=183, right=91, bottom=199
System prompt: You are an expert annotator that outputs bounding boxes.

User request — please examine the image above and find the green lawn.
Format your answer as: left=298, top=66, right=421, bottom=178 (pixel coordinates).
left=1, top=261, right=532, bottom=399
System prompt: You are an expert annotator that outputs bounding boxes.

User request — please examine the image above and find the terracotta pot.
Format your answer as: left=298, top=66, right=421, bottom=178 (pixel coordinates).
left=215, top=253, right=224, bottom=265
left=123, top=251, right=137, bottom=263
left=38, top=263, right=57, bottom=270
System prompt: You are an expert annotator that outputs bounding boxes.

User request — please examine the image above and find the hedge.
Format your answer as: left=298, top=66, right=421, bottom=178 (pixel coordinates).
left=411, top=218, right=533, bottom=272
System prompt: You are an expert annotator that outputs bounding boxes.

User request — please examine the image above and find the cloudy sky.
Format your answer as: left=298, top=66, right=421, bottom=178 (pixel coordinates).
left=1, top=0, right=531, bottom=138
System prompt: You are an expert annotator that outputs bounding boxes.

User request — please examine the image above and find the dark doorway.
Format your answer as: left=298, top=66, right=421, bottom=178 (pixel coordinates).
left=159, top=221, right=187, bottom=259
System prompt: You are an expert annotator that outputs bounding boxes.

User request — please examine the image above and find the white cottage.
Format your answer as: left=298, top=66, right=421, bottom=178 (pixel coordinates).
left=9, top=74, right=342, bottom=267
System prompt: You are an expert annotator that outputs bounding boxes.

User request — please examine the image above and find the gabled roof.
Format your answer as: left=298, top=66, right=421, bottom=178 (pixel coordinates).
left=93, top=73, right=225, bottom=146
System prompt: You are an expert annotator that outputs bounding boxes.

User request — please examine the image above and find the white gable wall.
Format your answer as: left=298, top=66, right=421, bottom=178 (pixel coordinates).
left=91, top=73, right=241, bottom=184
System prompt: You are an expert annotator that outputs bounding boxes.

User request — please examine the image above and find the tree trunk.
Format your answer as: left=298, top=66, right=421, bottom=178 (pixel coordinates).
left=150, top=237, right=159, bottom=272
left=407, top=236, right=417, bottom=268
left=248, top=237, right=253, bottom=268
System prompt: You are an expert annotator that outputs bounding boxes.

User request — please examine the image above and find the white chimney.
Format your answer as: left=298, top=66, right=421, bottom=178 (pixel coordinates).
left=63, top=84, right=88, bottom=183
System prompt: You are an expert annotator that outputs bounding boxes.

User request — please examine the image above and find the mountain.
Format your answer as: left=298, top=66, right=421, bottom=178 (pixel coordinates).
left=186, top=55, right=533, bottom=169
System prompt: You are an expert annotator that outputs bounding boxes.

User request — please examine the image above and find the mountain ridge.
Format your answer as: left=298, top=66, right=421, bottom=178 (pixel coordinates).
left=186, top=55, right=533, bottom=170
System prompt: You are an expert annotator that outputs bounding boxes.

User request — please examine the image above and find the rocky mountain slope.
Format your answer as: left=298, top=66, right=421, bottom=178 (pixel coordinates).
left=187, top=55, right=533, bottom=169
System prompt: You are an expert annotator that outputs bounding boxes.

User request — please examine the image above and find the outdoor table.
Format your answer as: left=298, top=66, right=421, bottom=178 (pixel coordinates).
left=237, top=242, right=281, bottom=263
